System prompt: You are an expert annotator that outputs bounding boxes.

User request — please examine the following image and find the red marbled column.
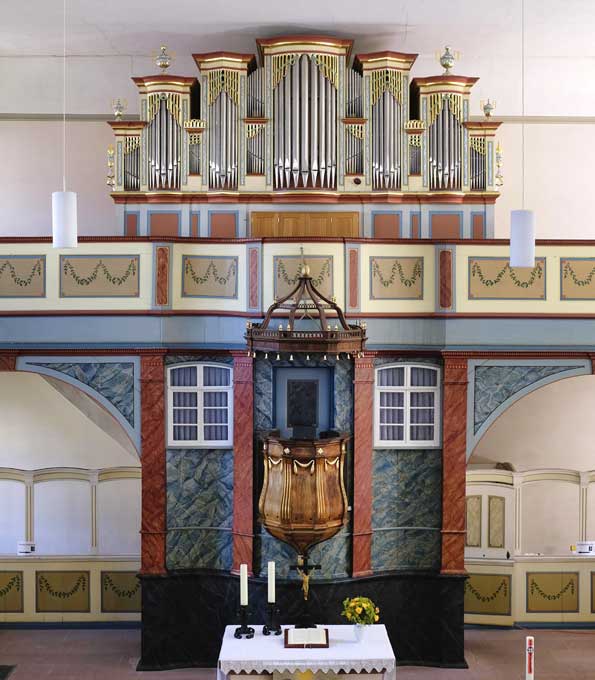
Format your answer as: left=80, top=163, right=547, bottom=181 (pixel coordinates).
left=155, top=246, right=170, bottom=306
left=232, top=353, right=254, bottom=574
left=441, top=356, right=468, bottom=575
left=0, top=354, right=17, bottom=371
left=140, top=354, right=167, bottom=575
left=439, top=249, right=453, bottom=310
left=352, top=355, right=375, bottom=577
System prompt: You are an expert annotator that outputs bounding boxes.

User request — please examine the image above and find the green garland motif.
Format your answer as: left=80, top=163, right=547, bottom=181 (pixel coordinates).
left=277, top=258, right=331, bottom=288
left=529, top=577, right=575, bottom=602
left=185, top=259, right=237, bottom=286
left=38, top=574, right=87, bottom=599
left=0, top=258, right=43, bottom=287
left=102, top=574, right=140, bottom=599
left=372, top=258, right=423, bottom=288
left=562, top=261, right=595, bottom=288
left=62, top=258, right=137, bottom=286
left=465, top=578, right=508, bottom=602
left=470, top=261, right=543, bottom=289
left=0, top=574, right=21, bottom=597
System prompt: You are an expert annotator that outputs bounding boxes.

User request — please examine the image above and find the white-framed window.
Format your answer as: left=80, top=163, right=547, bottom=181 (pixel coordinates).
left=374, top=364, right=441, bottom=448
left=167, top=363, right=233, bottom=447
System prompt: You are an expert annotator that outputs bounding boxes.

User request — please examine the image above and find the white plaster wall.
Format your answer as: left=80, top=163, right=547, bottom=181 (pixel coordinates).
left=0, top=480, right=26, bottom=554
left=521, top=480, right=580, bottom=555
left=34, top=479, right=92, bottom=555
left=0, top=373, right=138, bottom=469
left=0, top=120, right=117, bottom=236
left=96, top=478, right=141, bottom=555
left=470, top=375, right=595, bottom=472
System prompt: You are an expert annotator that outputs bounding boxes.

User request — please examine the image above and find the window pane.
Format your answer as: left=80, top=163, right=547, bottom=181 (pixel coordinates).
left=380, top=408, right=404, bottom=424
left=173, top=408, right=198, bottom=424
left=203, top=366, right=230, bottom=387
left=204, top=391, right=228, bottom=407
left=170, top=366, right=197, bottom=387
left=410, top=425, right=434, bottom=441
left=410, top=408, right=434, bottom=424
left=410, top=367, right=438, bottom=387
left=173, top=425, right=198, bottom=441
left=410, top=392, right=434, bottom=407
left=379, top=391, right=404, bottom=407
left=204, top=408, right=228, bottom=424
left=377, top=367, right=404, bottom=387
left=204, top=425, right=228, bottom=441
left=173, top=392, right=197, bottom=407
left=380, top=425, right=404, bottom=441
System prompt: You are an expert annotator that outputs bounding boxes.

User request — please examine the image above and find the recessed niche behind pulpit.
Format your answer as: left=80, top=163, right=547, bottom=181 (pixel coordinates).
left=274, top=368, right=331, bottom=439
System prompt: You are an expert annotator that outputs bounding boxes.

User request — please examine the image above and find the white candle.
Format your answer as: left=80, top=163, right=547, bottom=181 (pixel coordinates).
left=525, top=636, right=534, bottom=680
left=267, top=561, right=276, bottom=603
left=240, top=563, right=248, bottom=606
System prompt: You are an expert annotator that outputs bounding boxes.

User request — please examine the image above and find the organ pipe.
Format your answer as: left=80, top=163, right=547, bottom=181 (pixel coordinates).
left=427, top=94, right=463, bottom=191
left=273, top=54, right=337, bottom=189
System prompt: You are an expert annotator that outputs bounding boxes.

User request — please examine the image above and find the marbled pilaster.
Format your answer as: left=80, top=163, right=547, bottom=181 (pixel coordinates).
left=232, top=353, right=254, bottom=573
left=0, top=354, right=16, bottom=371
left=441, top=356, right=467, bottom=575
left=155, top=246, right=170, bottom=306
left=353, top=355, right=374, bottom=577
left=140, top=354, right=167, bottom=575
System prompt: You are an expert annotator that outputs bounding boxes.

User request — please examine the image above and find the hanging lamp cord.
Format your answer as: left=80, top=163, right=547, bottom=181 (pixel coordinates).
left=521, top=0, right=525, bottom=209
left=62, top=0, right=67, bottom=193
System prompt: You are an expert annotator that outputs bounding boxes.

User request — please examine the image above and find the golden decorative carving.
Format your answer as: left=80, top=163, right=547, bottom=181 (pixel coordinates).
left=208, top=69, right=239, bottom=105
left=371, top=69, right=403, bottom=106
left=428, top=92, right=463, bottom=126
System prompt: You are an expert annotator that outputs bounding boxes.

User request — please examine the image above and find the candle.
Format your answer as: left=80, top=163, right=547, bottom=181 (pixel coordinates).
left=267, top=561, right=275, bottom=603
left=525, top=636, right=534, bottom=680
left=240, top=563, right=248, bottom=606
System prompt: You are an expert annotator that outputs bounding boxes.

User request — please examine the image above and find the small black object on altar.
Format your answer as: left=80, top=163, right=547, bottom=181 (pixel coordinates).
left=234, top=606, right=255, bottom=639
left=262, top=603, right=282, bottom=636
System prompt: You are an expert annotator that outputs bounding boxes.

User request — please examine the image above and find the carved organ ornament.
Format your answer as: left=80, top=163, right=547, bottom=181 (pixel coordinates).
left=108, top=36, right=500, bottom=197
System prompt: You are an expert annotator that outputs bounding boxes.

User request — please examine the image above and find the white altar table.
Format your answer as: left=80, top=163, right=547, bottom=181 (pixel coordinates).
left=217, top=624, right=396, bottom=680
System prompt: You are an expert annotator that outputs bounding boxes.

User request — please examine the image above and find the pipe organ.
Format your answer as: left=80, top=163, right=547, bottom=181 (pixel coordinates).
left=108, top=35, right=501, bottom=238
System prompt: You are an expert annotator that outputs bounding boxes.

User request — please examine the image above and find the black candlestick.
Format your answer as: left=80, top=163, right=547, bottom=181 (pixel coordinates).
left=234, top=605, right=255, bottom=639
left=263, top=603, right=281, bottom=636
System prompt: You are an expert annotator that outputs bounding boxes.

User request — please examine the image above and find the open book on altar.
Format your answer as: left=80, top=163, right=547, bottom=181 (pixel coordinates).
left=284, top=627, right=329, bottom=649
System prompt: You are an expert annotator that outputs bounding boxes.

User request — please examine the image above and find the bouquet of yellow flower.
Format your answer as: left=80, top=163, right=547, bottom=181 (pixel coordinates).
left=341, top=596, right=380, bottom=625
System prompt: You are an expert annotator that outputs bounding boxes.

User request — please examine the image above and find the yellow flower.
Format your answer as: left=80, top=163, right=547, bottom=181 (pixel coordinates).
left=346, top=612, right=352, bottom=620
left=375, top=608, right=379, bottom=613
left=355, top=607, right=362, bottom=614
left=374, top=615, right=379, bottom=622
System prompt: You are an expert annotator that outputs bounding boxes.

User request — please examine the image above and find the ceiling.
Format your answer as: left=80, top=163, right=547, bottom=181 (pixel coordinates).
left=1, top=0, right=594, bottom=115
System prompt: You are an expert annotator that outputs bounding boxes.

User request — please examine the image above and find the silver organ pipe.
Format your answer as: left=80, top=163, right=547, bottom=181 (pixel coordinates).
left=345, top=68, right=362, bottom=117
left=427, top=94, right=463, bottom=191
left=470, top=137, right=486, bottom=190
left=247, top=68, right=264, bottom=117
left=147, top=96, right=182, bottom=190
left=273, top=54, right=337, bottom=189
left=208, top=88, right=238, bottom=190
left=372, top=86, right=402, bottom=190
left=123, top=137, right=140, bottom=190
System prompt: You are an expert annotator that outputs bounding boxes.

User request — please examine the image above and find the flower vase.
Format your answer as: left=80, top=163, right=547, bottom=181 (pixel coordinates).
left=354, top=623, right=366, bottom=643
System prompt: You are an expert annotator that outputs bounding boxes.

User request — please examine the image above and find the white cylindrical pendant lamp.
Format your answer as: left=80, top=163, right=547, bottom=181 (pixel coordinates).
left=52, top=191, right=78, bottom=248
left=510, top=209, right=535, bottom=268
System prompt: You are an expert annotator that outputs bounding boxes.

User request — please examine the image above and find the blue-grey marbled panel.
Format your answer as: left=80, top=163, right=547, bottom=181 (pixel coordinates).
left=167, top=449, right=233, bottom=530
left=31, top=361, right=134, bottom=426
left=254, top=525, right=351, bottom=580
left=473, top=365, right=582, bottom=433
left=254, top=358, right=273, bottom=431
left=333, top=360, right=353, bottom=432
left=373, top=449, right=442, bottom=530
left=372, top=528, right=441, bottom=572
left=167, top=529, right=232, bottom=571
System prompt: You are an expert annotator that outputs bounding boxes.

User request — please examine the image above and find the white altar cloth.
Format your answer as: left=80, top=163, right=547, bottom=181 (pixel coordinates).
left=217, top=624, right=396, bottom=680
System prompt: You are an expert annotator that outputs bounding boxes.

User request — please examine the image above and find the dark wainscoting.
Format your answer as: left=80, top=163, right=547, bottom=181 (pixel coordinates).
left=138, top=570, right=466, bottom=671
